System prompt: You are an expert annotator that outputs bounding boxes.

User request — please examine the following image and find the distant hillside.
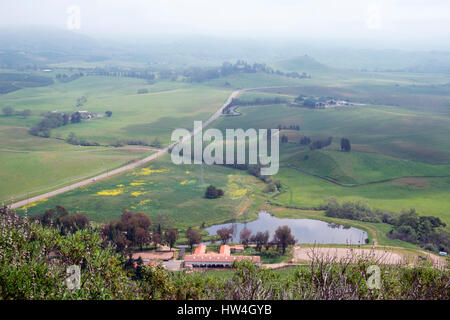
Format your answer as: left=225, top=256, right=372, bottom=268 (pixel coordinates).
left=274, top=55, right=334, bottom=73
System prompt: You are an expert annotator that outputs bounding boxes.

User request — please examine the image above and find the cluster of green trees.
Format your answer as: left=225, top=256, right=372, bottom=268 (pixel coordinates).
left=0, top=73, right=54, bottom=94
left=1, top=206, right=448, bottom=300
left=2, top=106, right=31, bottom=118
left=89, top=68, right=156, bottom=81
left=56, top=73, right=84, bottom=83
left=388, top=209, right=449, bottom=253
left=205, top=185, right=224, bottom=199
left=102, top=210, right=152, bottom=251
left=340, top=138, right=351, bottom=152
left=109, top=137, right=160, bottom=148
left=66, top=132, right=100, bottom=146
left=229, top=96, right=288, bottom=107
left=216, top=225, right=295, bottom=255
left=277, top=124, right=300, bottom=131
left=325, top=199, right=449, bottom=252
left=30, top=205, right=89, bottom=235
left=76, top=96, right=87, bottom=107
left=309, top=136, right=333, bottom=150
left=101, top=210, right=181, bottom=252
left=29, top=112, right=72, bottom=137
left=300, top=136, right=311, bottom=145
left=183, top=60, right=309, bottom=83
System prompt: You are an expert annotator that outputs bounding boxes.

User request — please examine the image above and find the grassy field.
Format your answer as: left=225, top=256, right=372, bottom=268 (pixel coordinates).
left=2, top=66, right=449, bottom=249
left=0, top=148, right=152, bottom=203
left=274, top=168, right=450, bottom=225
left=0, top=75, right=232, bottom=202
left=22, top=155, right=266, bottom=229
left=215, top=104, right=450, bottom=163
left=212, top=90, right=450, bottom=226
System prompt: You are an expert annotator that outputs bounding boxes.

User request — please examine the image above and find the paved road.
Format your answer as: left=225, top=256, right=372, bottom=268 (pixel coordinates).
left=10, top=89, right=241, bottom=210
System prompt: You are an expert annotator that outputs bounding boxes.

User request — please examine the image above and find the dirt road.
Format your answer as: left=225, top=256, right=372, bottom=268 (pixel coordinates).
left=10, top=89, right=241, bottom=210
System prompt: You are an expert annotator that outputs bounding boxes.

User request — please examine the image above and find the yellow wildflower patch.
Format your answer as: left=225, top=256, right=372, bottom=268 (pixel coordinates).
left=230, top=188, right=247, bottom=197
left=96, top=189, right=124, bottom=196
left=130, top=182, right=146, bottom=186
left=180, top=179, right=197, bottom=185
left=137, top=199, right=151, bottom=206
left=226, top=175, right=249, bottom=199
left=116, top=184, right=124, bottom=187
left=21, top=198, right=48, bottom=210
left=132, top=167, right=169, bottom=176
left=185, top=170, right=191, bottom=174
left=131, top=191, right=147, bottom=197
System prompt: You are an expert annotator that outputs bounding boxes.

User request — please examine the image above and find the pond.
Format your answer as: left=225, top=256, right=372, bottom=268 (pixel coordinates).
left=204, top=211, right=368, bottom=244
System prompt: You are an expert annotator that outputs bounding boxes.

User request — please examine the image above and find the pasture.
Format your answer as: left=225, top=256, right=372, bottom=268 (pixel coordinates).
left=0, top=74, right=232, bottom=202
left=22, top=155, right=266, bottom=229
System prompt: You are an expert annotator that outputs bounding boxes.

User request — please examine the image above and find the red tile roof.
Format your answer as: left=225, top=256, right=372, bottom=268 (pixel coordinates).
left=184, top=254, right=260, bottom=264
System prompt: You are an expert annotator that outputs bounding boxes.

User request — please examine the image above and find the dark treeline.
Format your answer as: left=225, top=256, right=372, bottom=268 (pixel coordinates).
left=30, top=205, right=89, bottom=235
left=310, top=136, right=333, bottom=150
left=56, top=73, right=84, bottom=83
left=29, top=111, right=73, bottom=138
left=66, top=132, right=100, bottom=146
left=325, top=199, right=449, bottom=252
left=216, top=225, right=295, bottom=255
left=183, top=60, right=310, bottom=83
left=102, top=210, right=152, bottom=251
left=88, top=67, right=156, bottom=81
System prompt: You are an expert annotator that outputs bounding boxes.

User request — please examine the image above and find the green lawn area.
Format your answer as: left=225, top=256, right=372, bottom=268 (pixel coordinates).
left=274, top=168, right=450, bottom=225
left=0, top=148, right=152, bottom=203
left=22, top=155, right=266, bottom=229
left=281, top=149, right=450, bottom=185
left=0, top=75, right=233, bottom=202
left=214, top=103, right=450, bottom=163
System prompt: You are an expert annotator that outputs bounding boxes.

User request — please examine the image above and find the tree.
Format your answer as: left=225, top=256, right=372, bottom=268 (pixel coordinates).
left=164, top=229, right=178, bottom=250
left=281, top=135, right=288, bottom=143
left=60, top=213, right=89, bottom=233
left=102, top=210, right=151, bottom=252
left=21, top=109, right=32, bottom=118
left=105, top=111, right=112, bottom=117
left=217, top=227, right=233, bottom=244
left=300, top=136, right=311, bottom=145
left=134, top=227, right=150, bottom=250
left=251, top=231, right=269, bottom=252
left=151, top=232, right=162, bottom=248
left=239, top=228, right=252, bottom=247
left=341, top=138, right=351, bottom=152
left=205, top=185, right=224, bottom=199
left=2, top=106, right=15, bottom=116
left=186, top=227, right=202, bottom=249
left=71, top=111, right=81, bottom=123
left=273, top=226, right=296, bottom=254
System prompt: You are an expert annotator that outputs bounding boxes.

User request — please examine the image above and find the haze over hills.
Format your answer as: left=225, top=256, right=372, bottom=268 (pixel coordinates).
left=1, top=27, right=450, bottom=73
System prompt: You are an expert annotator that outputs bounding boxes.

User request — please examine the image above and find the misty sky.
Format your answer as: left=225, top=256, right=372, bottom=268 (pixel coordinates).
left=1, top=0, right=449, bottom=48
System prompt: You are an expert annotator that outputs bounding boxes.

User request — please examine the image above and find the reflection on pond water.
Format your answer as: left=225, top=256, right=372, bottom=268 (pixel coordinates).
left=204, top=211, right=367, bottom=244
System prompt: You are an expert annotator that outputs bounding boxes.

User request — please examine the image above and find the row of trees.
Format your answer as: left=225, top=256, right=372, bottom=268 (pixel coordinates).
left=2, top=106, right=32, bottom=118
left=101, top=210, right=181, bottom=252
left=29, top=111, right=81, bottom=138
left=182, top=60, right=310, bottom=83
left=215, top=225, right=296, bottom=254
left=30, top=205, right=89, bottom=235
left=325, top=199, right=449, bottom=252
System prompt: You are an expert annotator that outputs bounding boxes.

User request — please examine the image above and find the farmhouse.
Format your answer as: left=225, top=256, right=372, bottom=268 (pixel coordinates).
left=184, top=245, right=260, bottom=268
left=77, top=111, right=92, bottom=120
